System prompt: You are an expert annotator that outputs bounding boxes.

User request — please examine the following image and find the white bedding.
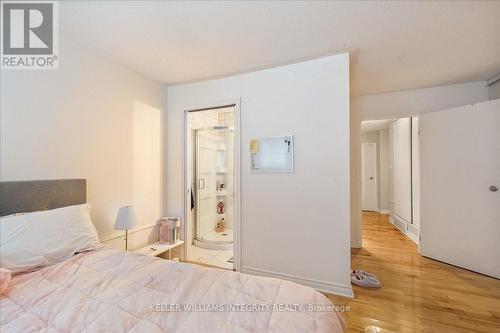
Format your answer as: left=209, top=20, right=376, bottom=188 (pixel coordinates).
left=0, top=204, right=99, bottom=274
left=0, top=246, right=345, bottom=332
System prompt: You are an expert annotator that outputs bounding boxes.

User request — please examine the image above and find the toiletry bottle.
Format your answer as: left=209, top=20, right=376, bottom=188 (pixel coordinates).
left=159, top=222, right=169, bottom=243
left=217, top=201, right=225, bottom=214
left=220, top=218, right=225, bottom=232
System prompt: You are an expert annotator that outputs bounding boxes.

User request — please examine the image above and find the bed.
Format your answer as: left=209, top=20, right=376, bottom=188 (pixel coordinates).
left=0, top=179, right=345, bottom=333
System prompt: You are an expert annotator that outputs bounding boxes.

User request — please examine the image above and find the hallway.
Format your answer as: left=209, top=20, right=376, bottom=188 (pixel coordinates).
left=327, top=212, right=500, bottom=332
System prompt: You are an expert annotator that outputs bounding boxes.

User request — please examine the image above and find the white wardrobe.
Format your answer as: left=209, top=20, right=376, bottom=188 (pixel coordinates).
left=393, top=118, right=412, bottom=223
left=389, top=117, right=420, bottom=243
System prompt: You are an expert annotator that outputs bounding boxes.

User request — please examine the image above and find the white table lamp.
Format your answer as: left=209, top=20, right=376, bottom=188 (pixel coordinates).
left=114, top=206, right=137, bottom=250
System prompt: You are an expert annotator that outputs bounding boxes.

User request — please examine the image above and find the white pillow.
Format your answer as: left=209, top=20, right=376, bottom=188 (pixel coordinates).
left=0, top=203, right=100, bottom=273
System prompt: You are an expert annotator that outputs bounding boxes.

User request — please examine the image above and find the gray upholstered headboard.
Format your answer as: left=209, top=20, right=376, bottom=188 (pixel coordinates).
left=0, top=179, right=86, bottom=216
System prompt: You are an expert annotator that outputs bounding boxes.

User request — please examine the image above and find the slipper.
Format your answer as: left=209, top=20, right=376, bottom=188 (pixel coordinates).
left=352, top=269, right=377, bottom=279
left=351, top=269, right=381, bottom=288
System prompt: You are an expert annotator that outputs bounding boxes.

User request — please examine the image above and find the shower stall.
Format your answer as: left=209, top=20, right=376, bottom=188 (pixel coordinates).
left=193, top=126, right=234, bottom=250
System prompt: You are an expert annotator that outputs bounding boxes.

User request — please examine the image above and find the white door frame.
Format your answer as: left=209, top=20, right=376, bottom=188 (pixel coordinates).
left=356, top=116, right=421, bottom=249
left=361, top=142, right=378, bottom=211
left=183, top=99, right=242, bottom=271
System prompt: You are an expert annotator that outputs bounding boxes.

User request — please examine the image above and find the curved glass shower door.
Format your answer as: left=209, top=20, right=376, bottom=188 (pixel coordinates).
left=194, top=126, right=234, bottom=250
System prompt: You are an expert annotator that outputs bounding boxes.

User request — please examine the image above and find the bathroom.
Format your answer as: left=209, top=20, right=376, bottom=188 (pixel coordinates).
left=185, top=106, right=235, bottom=269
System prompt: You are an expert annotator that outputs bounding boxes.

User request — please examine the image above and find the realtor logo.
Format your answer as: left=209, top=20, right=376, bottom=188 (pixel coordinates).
left=1, top=1, right=58, bottom=69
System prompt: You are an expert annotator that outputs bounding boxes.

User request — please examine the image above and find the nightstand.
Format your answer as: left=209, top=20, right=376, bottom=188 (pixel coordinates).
left=134, top=240, right=184, bottom=259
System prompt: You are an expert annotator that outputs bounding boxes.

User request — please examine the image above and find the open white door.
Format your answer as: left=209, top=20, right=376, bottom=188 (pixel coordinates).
left=362, top=143, right=378, bottom=211
left=420, top=99, right=500, bottom=278
left=195, top=129, right=219, bottom=242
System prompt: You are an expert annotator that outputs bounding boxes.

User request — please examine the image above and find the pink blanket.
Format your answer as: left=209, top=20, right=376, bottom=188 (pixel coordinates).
left=1, top=247, right=345, bottom=332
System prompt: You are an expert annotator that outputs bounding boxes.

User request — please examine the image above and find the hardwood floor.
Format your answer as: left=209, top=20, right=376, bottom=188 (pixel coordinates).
left=326, top=211, right=500, bottom=333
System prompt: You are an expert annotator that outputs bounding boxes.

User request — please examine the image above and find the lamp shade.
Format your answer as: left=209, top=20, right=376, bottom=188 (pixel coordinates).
left=114, top=206, right=137, bottom=230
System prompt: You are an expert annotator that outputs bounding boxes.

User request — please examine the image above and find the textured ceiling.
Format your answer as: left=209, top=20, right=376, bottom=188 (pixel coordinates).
left=61, top=1, right=500, bottom=96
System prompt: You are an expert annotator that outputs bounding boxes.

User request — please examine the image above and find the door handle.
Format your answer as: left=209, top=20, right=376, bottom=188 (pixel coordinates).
left=490, top=185, right=498, bottom=192
left=369, top=177, right=374, bottom=180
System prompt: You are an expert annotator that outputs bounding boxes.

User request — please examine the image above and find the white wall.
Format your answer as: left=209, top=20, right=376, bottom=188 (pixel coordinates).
left=350, top=81, right=489, bottom=247
left=166, top=54, right=352, bottom=296
left=0, top=38, right=166, bottom=249
left=490, top=80, right=500, bottom=100
left=352, top=81, right=489, bottom=120
left=350, top=101, right=363, bottom=248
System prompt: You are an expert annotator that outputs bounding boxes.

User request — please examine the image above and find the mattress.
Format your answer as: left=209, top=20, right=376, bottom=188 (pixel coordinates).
left=0, top=246, right=345, bottom=332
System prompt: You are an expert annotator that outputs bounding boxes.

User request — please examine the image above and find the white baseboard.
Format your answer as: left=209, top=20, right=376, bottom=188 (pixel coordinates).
left=350, top=233, right=362, bottom=249
left=405, top=230, right=419, bottom=244
left=241, top=266, right=354, bottom=298
left=392, top=214, right=419, bottom=245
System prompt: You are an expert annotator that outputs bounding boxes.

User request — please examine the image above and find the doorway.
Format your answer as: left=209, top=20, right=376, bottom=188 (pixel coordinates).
left=184, top=105, right=239, bottom=270
left=355, top=100, right=499, bottom=282
left=360, top=117, right=420, bottom=244
left=362, top=142, right=378, bottom=211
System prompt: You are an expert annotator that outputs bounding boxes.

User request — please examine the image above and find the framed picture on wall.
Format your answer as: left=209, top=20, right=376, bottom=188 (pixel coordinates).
left=250, top=135, right=294, bottom=173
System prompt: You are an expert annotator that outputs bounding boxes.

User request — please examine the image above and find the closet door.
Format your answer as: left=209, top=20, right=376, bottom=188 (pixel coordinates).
left=411, top=117, right=421, bottom=230
left=420, top=100, right=500, bottom=278
left=393, top=118, right=412, bottom=223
